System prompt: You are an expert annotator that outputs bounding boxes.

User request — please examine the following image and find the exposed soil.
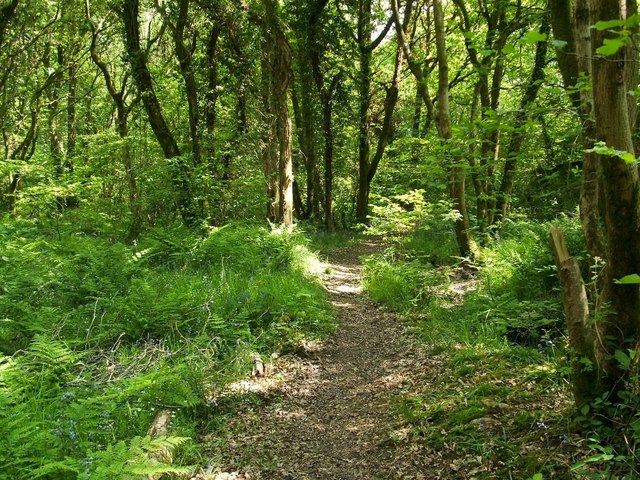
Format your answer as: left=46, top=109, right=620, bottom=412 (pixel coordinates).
left=204, top=241, right=441, bottom=479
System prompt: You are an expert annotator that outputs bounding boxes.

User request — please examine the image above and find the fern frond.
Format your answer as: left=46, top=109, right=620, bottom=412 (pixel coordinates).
left=28, top=334, right=79, bottom=368
left=32, top=460, right=79, bottom=478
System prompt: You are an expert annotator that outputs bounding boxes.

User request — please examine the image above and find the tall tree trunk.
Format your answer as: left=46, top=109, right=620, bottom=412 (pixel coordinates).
left=590, top=0, right=640, bottom=396
left=355, top=0, right=373, bottom=224
left=550, top=0, right=640, bottom=405
left=46, top=45, right=65, bottom=178
left=120, top=0, right=194, bottom=225
left=433, top=0, right=476, bottom=259
left=261, top=43, right=277, bottom=222
left=320, top=75, right=339, bottom=231
left=550, top=0, right=605, bottom=259
left=86, top=0, right=141, bottom=239
left=65, top=60, right=76, bottom=172
left=354, top=0, right=407, bottom=224
left=205, top=22, right=221, bottom=165
left=293, top=64, right=320, bottom=220
left=172, top=0, right=201, bottom=166
left=262, top=0, right=294, bottom=227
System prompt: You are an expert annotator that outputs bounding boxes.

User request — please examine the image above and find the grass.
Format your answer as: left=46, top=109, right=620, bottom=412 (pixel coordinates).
left=361, top=215, right=592, bottom=479
left=0, top=217, right=336, bottom=479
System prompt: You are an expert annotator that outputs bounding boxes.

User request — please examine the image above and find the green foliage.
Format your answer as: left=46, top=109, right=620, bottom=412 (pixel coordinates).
left=364, top=215, right=586, bottom=477
left=362, top=254, right=448, bottom=314
left=0, top=217, right=335, bottom=478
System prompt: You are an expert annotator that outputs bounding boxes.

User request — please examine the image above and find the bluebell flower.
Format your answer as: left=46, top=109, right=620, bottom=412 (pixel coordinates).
left=61, top=392, right=75, bottom=402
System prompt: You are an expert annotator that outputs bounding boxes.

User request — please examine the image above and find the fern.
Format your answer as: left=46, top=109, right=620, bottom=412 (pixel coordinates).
left=84, top=435, right=192, bottom=480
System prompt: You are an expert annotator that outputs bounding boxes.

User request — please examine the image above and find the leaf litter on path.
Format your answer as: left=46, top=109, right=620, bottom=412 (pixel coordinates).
left=202, top=241, right=580, bottom=479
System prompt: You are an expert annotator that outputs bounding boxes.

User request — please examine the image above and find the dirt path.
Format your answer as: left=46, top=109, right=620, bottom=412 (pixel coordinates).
left=210, top=242, right=432, bottom=479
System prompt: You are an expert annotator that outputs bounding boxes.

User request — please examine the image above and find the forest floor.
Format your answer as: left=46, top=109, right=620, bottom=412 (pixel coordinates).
left=203, top=240, right=456, bottom=479
left=201, top=239, right=587, bottom=480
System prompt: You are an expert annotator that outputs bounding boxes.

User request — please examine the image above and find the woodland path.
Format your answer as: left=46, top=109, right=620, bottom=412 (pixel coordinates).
left=210, top=241, right=437, bottom=480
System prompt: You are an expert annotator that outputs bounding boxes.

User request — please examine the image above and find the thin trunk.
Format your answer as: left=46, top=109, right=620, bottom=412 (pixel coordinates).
left=355, top=0, right=372, bottom=223
left=86, top=0, right=141, bottom=238
left=66, top=61, right=77, bottom=172
left=550, top=0, right=605, bottom=259
left=494, top=14, right=549, bottom=223
left=321, top=76, right=339, bottom=231
left=433, top=0, right=476, bottom=259
left=261, top=43, right=277, bottom=222
left=550, top=225, right=596, bottom=407
left=264, top=0, right=294, bottom=227
left=205, top=23, right=221, bottom=164
left=368, top=48, right=403, bottom=185
left=172, top=0, right=201, bottom=166
left=468, top=81, right=483, bottom=217
left=293, top=65, right=320, bottom=220
left=120, top=0, right=194, bottom=224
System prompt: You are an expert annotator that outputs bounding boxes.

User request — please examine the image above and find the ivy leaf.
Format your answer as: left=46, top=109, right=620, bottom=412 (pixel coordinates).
left=593, top=19, right=625, bottom=30
left=585, top=141, right=636, bottom=163
left=614, top=273, right=640, bottom=284
left=596, top=37, right=630, bottom=56
left=621, top=152, right=636, bottom=164
left=522, top=30, right=547, bottom=44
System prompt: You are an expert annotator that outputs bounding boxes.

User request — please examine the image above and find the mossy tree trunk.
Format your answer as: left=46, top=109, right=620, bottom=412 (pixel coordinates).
left=433, top=0, right=477, bottom=259
left=590, top=0, right=640, bottom=397
left=263, top=0, right=294, bottom=227
left=550, top=0, right=640, bottom=406
left=120, top=0, right=195, bottom=225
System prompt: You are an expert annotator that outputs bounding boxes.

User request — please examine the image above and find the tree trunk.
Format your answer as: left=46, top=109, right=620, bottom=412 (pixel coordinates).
left=172, top=0, right=201, bottom=166
left=86, top=0, right=141, bottom=239
left=321, top=76, right=339, bottom=231
left=550, top=0, right=640, bottom=405
left=550, top=0, right=605, bottom=259
left=494, top=14, right=549, bottom=223
left=205, top=22, right=221, bottom=165
left=549, top=225, right=596, bottom=407
left=293, top=64, right=320, bottom=220
left=355, top=0, right=372, bottom=224
left=433, top=0, right=477, bottom=259
left=262, top=0, right=294, bottom=227
left=120, top=0, right=194, bottom=225
left=66, top=61, right=77, bottom=171
left=590, top=0, right=640, bottom=396
left=260, top=42, right=278, bottom=223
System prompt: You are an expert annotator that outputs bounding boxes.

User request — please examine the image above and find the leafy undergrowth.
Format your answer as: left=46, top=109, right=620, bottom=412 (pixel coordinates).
left=0, top=217, right=335, bottom=479
left=362, top=214, right=605, bottom=479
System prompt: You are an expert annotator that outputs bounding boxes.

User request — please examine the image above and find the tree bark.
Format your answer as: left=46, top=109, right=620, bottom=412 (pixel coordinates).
left=170, top=0, right=201, bottom=166
left=355, top=0, right=373, bottom=224
left=590, top=0, right=640, bottom=396
left=205, top=22, right=221, bottom=165
left=549, top=225, right=596, bottom=407
left=550, top=0, right=605, bottom=259
left=120, top=0, right=195, bottom=225
left=551, top=0, right=640, bottom=405
left=433, top=0, right=477, bottom=259
left=263, top=0, right=294, bottom=227
left=86, top=0, right=141, bottom=239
